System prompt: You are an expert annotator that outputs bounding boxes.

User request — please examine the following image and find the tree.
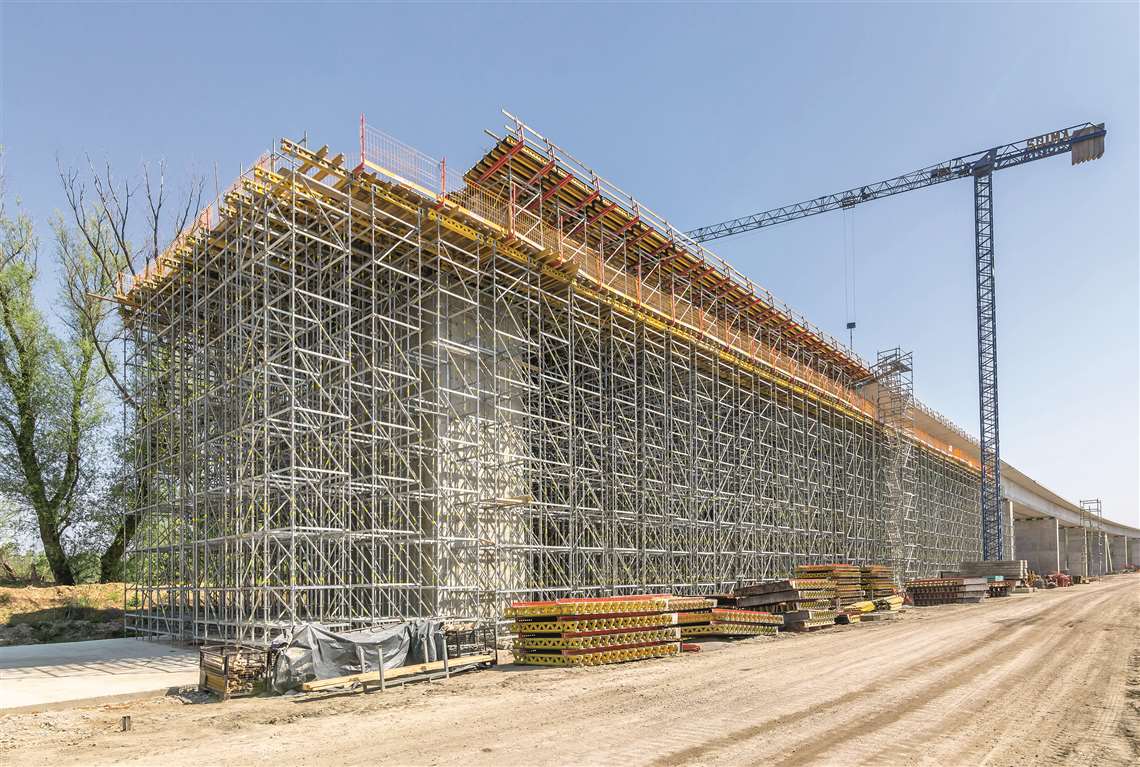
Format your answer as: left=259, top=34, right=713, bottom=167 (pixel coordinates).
left=58, top=160, right=202, bottom=581
left=0, top=203, right=107, bottom=585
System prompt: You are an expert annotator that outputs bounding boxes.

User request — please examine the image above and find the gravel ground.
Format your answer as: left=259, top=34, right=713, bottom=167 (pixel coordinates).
left=1, top=575, right=1137, bottom=766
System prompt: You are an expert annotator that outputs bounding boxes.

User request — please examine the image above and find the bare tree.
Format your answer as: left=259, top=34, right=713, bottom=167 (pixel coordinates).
left=60, top=160, right=202, bottom=406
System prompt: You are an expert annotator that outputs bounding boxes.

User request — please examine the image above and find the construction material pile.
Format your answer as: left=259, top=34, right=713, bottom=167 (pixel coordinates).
left=860, top=564, right=896, bottom=598
left=958, top=576, right=990, bottom=604
left=799, top=564, right=863, bottom=607
left=836, top=599, right=876, bottom=624
left=959, top=560, right=1028, bottom=584
left=200, top=646, right=268, bottom=700
left=988, top=580, right=1013, bottom=597
left=677, top=606, right=784, bottom=638
left=874, top=595, right=904, bottom=612
left=507, top=595, right=705, bottom=667
left=905, top=578, right=963, bottom=606
left=730, top=576, right=838, bottom=631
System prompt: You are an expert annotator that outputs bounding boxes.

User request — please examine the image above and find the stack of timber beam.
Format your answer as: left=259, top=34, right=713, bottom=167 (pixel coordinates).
left=732, top=578, right=838, bottom=631
left=905, top=578, right=963, bottom=606
left=798, top=564, right=863, bottom=607
left=874, top=595, right=904, bottom=612
left=958, top=576, right=990, bottom=604
left=959, top=560, right=1028, bottom=584
left=862, top=594, right=905, bottom=621
left=507, top=595, right=705, bottom=667
left=860, top=564, right=896, bottom=598
left=677, top=606, right=784, bottom=639
left=836, top=599, right=876, bottom=625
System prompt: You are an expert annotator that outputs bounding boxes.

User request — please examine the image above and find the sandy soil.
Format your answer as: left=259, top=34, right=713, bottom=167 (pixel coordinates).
left=2, top=575, right=1137, bottom=767
left=0, top=583, right=125, bottom=646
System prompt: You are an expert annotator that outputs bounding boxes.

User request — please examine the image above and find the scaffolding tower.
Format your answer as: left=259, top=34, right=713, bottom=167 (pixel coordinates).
left=120, top=118, right=981, bottom=644
left=873, top=348, right=917, bottom=582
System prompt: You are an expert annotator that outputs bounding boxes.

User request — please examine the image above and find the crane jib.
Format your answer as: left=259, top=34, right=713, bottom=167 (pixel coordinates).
left=686, top=123, right=1106, bottom=243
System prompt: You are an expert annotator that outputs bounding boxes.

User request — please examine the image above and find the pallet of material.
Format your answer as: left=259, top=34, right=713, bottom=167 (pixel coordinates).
left=958, top=560, right=1028, bottom=581
left=516, top=643, right=679, bottom=667
left=199, top=645, right=268, bottom=700
left=509, top=594, right=706, bottom=667
left=782, top=609, right=839, bottom=631
left=733, top=578, right=837, bottom=613
left=958, top=577, right=990, bottom=604
left=874, top=595, right=905, bottom=612
left=905, top=578, right=963, bottom=606
left=676, top=607, right=783, bottom=638
left=797, top=564, right=862, bottom=607
left=988, top=580, right=1014, bottom=597
left=505, top=595, right=673, bottom=619
left=860, top=564, right=896, bottom=598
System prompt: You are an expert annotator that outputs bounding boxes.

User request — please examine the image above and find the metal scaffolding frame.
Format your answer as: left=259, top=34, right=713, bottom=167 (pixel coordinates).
left=121, top=119, right=981, bottom=644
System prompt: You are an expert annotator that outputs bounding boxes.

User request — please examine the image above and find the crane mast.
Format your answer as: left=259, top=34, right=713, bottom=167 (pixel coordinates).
left=686, top=123, right=1106, bottom=561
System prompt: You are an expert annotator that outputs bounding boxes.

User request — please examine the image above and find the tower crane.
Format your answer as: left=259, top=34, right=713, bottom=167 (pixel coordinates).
left=686, top=122, right=1106, bottom=561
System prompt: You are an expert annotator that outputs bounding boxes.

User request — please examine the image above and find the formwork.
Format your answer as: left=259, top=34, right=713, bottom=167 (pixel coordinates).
left=120, top=116, right=981, bottom=643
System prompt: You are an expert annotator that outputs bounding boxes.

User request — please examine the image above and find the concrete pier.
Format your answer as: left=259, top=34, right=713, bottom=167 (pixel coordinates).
left=1061, top=527, right=1087, bottom=577
left=1014, top=517, right=1060, bottom=575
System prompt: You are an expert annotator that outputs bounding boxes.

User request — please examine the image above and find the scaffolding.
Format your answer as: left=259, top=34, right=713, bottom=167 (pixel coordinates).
left=121, top=117, right=981, bottom=644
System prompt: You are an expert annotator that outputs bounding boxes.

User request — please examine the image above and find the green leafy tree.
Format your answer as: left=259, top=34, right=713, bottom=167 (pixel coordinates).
left=0, top=203, right=108, bottom=584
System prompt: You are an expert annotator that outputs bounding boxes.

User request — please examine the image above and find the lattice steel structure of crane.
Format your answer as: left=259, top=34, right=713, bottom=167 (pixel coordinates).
left=120, top=116, right=981, bottom=643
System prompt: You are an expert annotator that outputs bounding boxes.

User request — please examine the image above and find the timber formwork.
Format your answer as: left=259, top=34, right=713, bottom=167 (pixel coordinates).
left=121, top=118, right=981, bottom=643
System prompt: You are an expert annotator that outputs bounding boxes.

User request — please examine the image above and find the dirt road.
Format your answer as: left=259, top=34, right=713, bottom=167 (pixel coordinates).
left=2, top=575, right=1137, bottom=766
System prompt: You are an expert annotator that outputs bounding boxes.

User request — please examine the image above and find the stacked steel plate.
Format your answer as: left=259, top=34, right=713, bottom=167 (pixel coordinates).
left=905, top=578, right=963, bottom=606
left=507, top=595, right=705, bottom=667
left=958, top=576, right=990, bottom=604
left=860, top=564, right=896, bottom=598
left=798, top=564, right=863, bottom=607
left=676, top=606, right=784, bottom=638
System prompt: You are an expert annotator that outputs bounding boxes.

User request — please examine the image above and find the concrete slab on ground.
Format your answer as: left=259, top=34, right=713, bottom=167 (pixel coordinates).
left=0, top=638, right=197, bottom=714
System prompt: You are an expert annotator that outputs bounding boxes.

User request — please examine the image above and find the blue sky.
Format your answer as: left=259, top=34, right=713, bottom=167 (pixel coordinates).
left=2, top=2, right=1137, bottom=526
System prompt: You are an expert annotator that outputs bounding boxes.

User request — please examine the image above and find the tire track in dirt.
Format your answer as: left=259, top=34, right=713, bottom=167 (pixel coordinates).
left=853, top=579, right=1138, bottom=766
left=768, top=582, right=1129, bottom=767
left=648, top=581, right=1125, bottom=767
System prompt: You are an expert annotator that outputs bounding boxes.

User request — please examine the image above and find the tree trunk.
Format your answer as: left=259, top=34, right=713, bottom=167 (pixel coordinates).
left=37, top=512, right=76, bottom=585
left=99, top=511, right=138, bottom=583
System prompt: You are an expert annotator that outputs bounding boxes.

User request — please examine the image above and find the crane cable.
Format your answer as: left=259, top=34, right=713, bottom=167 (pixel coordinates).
left=843, top=210, right=857, bottom=349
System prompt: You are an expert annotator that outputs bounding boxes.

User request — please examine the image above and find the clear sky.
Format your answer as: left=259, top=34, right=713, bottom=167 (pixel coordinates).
left=2, top=2, right=1137, bottom=526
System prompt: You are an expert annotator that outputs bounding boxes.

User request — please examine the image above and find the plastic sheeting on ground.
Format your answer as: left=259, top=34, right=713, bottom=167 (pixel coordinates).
left=270, top=620, right=444, bottom=693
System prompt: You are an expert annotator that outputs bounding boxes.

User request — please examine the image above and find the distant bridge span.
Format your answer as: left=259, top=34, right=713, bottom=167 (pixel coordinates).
left=915, top=409, right=1140, bottom=576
